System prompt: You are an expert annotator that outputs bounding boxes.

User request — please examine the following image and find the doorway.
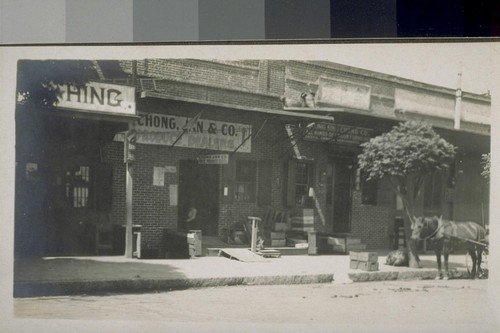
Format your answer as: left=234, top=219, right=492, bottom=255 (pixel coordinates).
left=326, top=158, right=353, bottom=234
left=178, top=159, right=220, bottom=236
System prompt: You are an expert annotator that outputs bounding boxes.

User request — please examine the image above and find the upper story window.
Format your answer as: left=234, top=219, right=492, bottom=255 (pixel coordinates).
left=235, top=160, right=256, bottom=202
left=295, top=162, right=312, bottom=206
left=361, top=172, right=378, bottom=205
left=66, top=166, right=90, bottom=208
left=285, top=159, right=314, bottom=208
left=424, top=172, right=442, bottom=212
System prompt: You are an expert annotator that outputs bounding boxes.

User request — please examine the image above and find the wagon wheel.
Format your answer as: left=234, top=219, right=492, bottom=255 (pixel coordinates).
left=465, top=249, right=488, bottom=279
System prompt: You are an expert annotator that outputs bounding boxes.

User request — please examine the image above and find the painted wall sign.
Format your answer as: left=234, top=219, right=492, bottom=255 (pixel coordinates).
left=298, top=122, right=373, bottom=146
left=395, top=88, right=454, bottom=118
left=169, top=184, right=178, bottom=206
left=316, top=77, right=371, bottom=110
left=165, top=166, right=177, bottom=173
left=56, top=81, right=136, bottom=115
left=197, top=154, right=229, bottom=165
left=395, top=88, right=490, bottom=125
left=153, top=167, right=165, bottom=186
left=115, top=113, right=252, bottom=153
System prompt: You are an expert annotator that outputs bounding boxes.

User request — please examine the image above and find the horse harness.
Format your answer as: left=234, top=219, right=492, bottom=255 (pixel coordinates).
left=421, top=219, right=487, bottom=247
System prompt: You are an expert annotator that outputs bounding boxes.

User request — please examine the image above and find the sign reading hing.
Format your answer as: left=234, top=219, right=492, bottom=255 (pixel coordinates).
left=56, top=81, right=136, bottom=116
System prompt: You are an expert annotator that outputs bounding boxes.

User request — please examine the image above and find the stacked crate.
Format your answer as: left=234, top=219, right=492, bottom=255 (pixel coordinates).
left=349, top=251, right=379, bottom=271
left=291, top=209, right=315, bottom=232
left=270, top=231, right=286, bottom=247
left=187, top=230, right=202, bottom=257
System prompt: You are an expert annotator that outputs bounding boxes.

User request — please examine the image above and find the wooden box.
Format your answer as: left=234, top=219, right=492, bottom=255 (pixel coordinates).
left=270, top=232, right=286, bottom=240
left=271, top=239, right=286, bottom=247
left=349, top=251, right=378, bottom=263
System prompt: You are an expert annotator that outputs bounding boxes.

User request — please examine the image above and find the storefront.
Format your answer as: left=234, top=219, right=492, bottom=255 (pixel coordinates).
left=14, top=59, right=490, bottom=258
left=15, top=81, right=137, bottom=257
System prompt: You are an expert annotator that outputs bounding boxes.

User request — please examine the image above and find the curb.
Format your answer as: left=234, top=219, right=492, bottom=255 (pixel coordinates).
left=14, top=274, right=335, bottom=298
left=349, top=268, right=469, bottom=282
left=13, top=268, right=472, bottom=298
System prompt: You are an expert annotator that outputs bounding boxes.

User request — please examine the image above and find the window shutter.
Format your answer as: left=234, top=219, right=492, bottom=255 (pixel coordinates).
left=285, top=159, right=297, bottom=207
left=258, top=160, right=273, bottom=206
left=222, top=159, right=236, bottom=203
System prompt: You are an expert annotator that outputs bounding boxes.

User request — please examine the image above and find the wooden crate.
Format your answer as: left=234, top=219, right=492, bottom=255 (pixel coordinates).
left=270, top=239, right=286, bottom=247
left=274, top=223, right=289, bottom=232
left=349, top=251, right=378, bottom=263
left=358, top=261, right=379, bottom=271
left=270, top=232, right=286, bottom=240
left=350, top=260, right=379, bottom=271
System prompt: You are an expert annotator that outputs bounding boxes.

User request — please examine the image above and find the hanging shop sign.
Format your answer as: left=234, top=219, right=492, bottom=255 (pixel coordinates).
left=197, top=154, right=229, bottom=165
left=316, top=77, right=371, bottom=110
left=114, top=113, right=252, bottom=153
left=297, top=122, right=373, bottom=146
left=56, top=81, right=136, bottom=116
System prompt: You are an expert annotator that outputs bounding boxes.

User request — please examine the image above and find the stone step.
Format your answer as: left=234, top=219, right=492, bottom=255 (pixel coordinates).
left=332, top=243, right=367, bottom=254
left=347, top=243, right=367, bottom=252
left=347, top=238, right=362, bottom=245
left=327, top=237, right=362, bottom=246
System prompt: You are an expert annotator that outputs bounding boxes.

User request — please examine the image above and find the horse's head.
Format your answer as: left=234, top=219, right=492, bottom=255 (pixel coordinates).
left=410, top=216, right=438, bottom=240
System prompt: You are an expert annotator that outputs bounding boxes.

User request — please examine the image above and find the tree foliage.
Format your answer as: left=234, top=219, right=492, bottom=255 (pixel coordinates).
left=358, top=121, right=456, bottom=267
left=16, top=60, right=97, bottom=108
left=481, top=153, right=490, bottom=179
left=359, top=121, right=456, bottom=182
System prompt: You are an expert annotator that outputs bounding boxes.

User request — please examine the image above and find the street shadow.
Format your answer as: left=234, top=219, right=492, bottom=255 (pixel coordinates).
left=418, top=258, right=466, bottom=269
left=14, top=257, right=190, bottom=297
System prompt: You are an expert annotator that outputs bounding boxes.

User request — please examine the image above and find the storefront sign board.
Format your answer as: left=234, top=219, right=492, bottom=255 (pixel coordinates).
left=56, top=81, right=136, bottom=116
left=298, top=122, right=373, bottom=146
left=316, top=77, right=371, bottom=110
left=115, top=112, right=252, bottom=153
left=197, top=154, right=229, bottom=164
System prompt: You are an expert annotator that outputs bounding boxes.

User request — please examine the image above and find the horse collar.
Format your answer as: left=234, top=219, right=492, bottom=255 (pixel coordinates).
left=423, top=219, right=444, bottom=241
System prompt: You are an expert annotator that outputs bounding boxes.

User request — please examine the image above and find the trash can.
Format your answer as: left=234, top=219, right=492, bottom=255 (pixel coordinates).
left=187, top=230, right=202, bottom=257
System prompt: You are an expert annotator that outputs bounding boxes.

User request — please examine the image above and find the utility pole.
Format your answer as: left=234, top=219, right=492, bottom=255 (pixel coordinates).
left=454, top=62, right=463, bottom=130
left=124, top=60, right=138, bottom=259
left=124, top=125, right=136, bottom=258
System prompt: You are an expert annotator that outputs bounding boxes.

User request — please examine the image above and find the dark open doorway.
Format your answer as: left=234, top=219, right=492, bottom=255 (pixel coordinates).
left=326, top=158, right=353, bottom=234
left=178, top=159, right=220, bottom=236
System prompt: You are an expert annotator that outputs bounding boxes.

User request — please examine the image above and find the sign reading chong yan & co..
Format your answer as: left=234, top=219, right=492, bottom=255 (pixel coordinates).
left=115, top=113, right=252, bottom=153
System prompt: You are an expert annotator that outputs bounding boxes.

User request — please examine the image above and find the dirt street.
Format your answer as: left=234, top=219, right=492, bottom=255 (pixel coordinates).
left=11, top=279, right=500, bottom=332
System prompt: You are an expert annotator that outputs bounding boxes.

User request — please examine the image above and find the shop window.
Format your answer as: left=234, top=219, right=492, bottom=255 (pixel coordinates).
left=257, top=160, right=273, bottom=206
left=235, top=160, right=256, bottom=202
left=66, top=166, right=90, bottom=208
left=286, top=159, right=314, bottom=207
left=361, top=172, right=378, bottom=205
left=424, top=172, right=442, bottom=212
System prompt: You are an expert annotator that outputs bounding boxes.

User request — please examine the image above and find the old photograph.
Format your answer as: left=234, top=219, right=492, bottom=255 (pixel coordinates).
left=2, top=42, right=499, bottom=332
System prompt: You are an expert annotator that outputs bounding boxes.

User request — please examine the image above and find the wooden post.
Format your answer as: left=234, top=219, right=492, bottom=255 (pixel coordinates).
left=124, top=122, right=134, bottom=259
left=251, top=219, right=257, bottom=252
left=249, top=217, right=261, bottom=253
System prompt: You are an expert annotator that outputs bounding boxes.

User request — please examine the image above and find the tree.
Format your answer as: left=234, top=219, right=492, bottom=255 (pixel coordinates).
left=358, top=121, right=456, bottom=268
left=16, top=60, right=98, bottom=107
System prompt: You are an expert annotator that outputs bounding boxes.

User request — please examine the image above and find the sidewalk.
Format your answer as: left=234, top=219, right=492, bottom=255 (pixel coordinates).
left=14, top=252, right=470, bottom=297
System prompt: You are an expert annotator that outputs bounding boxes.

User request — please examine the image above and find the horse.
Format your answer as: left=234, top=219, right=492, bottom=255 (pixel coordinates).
left=410, top=216, right=487, bottom=280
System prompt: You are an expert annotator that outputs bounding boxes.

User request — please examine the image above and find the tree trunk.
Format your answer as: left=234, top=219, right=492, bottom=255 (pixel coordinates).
left=402, top=203, right=421, bottom=268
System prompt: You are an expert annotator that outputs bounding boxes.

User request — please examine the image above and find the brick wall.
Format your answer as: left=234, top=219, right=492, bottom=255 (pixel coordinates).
left=102, top=97, right=336, bottom=251
left=350, top=189, right=394, bottom=250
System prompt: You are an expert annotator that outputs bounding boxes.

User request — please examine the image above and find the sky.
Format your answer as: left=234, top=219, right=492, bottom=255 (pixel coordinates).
left=292, top=42, right=500, bottom=96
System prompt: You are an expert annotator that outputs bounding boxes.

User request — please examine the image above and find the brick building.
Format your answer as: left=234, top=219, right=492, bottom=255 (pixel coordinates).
left=14, top=59, right=490, bottom=257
